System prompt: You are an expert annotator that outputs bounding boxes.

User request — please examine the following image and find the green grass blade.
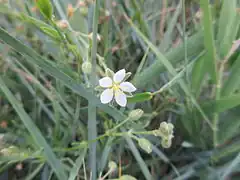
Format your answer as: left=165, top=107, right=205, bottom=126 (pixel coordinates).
left=199, top=0, right=217, bottom=83
left=222, top=55, right=240, bottom=96
left=191, top=53, right=207, bottom=96
left=203, top=92, right=240, bottom=113
left=217, top=0, right=238, bottom=58
left=88, top=0, right=100, bottom=179
left=0, top=78, right=67, bottom=180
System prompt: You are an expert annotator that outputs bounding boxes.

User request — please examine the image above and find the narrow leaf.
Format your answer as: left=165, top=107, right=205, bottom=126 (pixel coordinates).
left=36, top=0, right=53, bottom=19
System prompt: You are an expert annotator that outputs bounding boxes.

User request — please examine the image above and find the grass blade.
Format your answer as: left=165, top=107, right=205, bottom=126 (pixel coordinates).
left=0, top=77, right=67, bottom=180
left=222, top=54, right=240, bottom=96
left=199, top=0, right=217, bottom=83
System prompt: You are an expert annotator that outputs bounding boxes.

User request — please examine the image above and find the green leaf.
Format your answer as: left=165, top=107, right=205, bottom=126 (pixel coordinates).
left=222, top=54, right=240, bottom=96
left=214, top=93, right=240, bottom=113
left=199, top=0, right=217, bottom=83
left=127, top=92, right=152, bottom=103
left=36, top=0, right=53, bottom=19
left=203, top=93, right=240, bottom=113
left=40, top=26, right=61, bottom=41
left=191, top=53, right=207, bottom=96
left=0, top=78, right=67, bottom=180
left=217, top=0, right=239, bottom=59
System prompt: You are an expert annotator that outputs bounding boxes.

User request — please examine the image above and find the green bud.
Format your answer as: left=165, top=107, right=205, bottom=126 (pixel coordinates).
left=128, top=109, right=144, bottom=121
left=106, top=68, right=114, bottom=77
left=82, top=61, right=92, bottom=74
left=159, top=122, right=174, bottom=137
left=108, top=161, right=117, bottom=171
left=138, top=138, right=152, bottom=154
left=79, top=7, right=88, bottom=16
left=119, top=175, right=137, bottom=180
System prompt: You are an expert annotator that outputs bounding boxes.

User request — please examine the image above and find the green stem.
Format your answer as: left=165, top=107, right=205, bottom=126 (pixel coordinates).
left=88, top=0, right=100, bottom=179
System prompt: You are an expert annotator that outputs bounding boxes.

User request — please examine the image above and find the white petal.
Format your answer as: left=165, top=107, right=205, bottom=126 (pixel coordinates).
left=114, top=90, right=127, bottom=107
left=113, top=69, right=126, bottom=83
left=100, top=88, right=114, bottom=104
left=99, top=77, right=113, bottom=88
left=120, top=82, right=137, bottom=92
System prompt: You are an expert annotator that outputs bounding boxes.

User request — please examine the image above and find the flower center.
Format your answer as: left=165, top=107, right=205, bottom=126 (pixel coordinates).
left=112, top=83, right=120, bottom=91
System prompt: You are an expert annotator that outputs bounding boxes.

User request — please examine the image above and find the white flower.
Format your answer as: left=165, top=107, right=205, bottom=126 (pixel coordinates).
left=99, top=69, right=136, bottom=107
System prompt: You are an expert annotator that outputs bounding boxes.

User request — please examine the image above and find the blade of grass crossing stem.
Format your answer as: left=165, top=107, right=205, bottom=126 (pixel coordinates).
left=88, top=1, right=99, bottom=179
left=68, top=148, right=87, bottom=180
left=125, top=16, right=214, bottom=129
left=199, top=0, right=217, bottom=83
left=0, top=78, right=67, bottom=180
left=0, top=28, right=152, bottom=179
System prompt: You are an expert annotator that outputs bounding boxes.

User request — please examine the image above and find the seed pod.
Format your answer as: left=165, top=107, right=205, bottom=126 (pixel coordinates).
left=138, top=138, right=152, bottom=154
left=82, top=61, right=92, bottom=74
left=128, top=109, right=144, bottom=121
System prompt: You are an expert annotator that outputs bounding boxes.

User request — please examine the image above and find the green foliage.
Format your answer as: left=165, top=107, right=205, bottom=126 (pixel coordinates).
left=0, top=0, right=240, bottom=179
left=36, top=0, right=53, bottom=19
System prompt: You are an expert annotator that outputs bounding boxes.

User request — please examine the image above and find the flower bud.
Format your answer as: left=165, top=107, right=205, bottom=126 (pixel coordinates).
left=128, top=109, right=144, bottom=121
left=159, top=122, right=174, bottom=137
left=108, top=161, right=117, bottom=171
left=80, top=7, right=88, bottom=16
left=56, top=20, right=69, bottom=29
left=138, top=138, right=152, bottom=154
left=82, top=61, right=92, bottom=74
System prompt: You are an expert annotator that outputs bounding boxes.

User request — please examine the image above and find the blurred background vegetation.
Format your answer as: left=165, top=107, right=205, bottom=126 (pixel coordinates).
left=0, top=0, right=240, bottom=179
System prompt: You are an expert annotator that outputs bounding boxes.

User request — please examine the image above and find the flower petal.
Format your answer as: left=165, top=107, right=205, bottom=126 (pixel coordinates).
left=100, top=88, right=114, bottom=104
left=99, top=77, right=113, bottom=88
left=113, top=69, right=126, bottom=83
left=120, top=82, right=137, bottom=92
left=114, top=89, right=127, bottom=107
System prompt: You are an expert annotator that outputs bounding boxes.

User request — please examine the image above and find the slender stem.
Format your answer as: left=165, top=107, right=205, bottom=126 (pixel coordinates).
left=108, top=117, right=130, bottom=132
left=88, top=1, right=100, bottom=179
